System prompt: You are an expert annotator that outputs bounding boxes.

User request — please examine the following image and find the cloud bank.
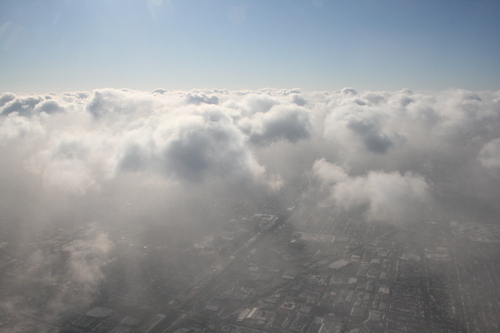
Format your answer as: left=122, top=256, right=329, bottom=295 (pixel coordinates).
left=1, top=86, right=500, bottom=319
left=1, top=87, right=499, bottom=222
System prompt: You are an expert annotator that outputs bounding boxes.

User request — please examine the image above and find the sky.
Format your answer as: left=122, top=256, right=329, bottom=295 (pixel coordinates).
left=0, top=0, right=499, bottom=93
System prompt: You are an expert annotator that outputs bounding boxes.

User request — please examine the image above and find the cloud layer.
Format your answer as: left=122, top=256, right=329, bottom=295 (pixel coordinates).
left=1, top=87, right=499, bottom=224
left=1, top=86, right=500, bottom=320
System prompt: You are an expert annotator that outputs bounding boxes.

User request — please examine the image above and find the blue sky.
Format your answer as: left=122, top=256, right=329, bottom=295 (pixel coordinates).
left=0, top=0, right=499, bottom=92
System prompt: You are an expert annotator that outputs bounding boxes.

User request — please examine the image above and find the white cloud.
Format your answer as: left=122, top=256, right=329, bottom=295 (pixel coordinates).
left=0, top=87, right=498, bottom=218
left=150, top=105, right=265, bottom=183
left=1, top=89, right=308, bottom=196
left=0, top=111, right=45, bottom=140
left=312, top=159, right=430, bottom=224
left=35, top=130, right=115, bottom=194
left=246, top=104, right=312, bottom=145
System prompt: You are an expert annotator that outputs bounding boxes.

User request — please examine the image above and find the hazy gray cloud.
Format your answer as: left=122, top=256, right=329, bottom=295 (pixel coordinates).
left=291, top=94, right=307, bottom=106
left=347, top=117, right=394, bottom=154
left=0, top=92, right=15, bottom=107
left=341, top=87, right=358, bottom=95
left=63, top=226, right=113, bottom=287
left=152, top=88, right=168, bottom=95
left=1, top=95, right=43, bottom=115
left=54, top=232, right=110, bottom=317
left=0, top=222, right=112, bottom=320
left=33, top=99, right=66, bottom=114
left=186, top=93, right=219, bottom=105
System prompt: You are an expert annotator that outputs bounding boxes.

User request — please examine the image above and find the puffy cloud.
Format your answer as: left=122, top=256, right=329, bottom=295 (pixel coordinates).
left=1, top=89, right=306, bottom=196
left=246, top=104, right=312, bottom=145
left=0, top=87, right=499, bottom=220
left=313, top=159, right=430, bottom=224
left=185, top=93, right=219, bottom=105
left=313, top=158, right=349, bottom=184
left=334, top=171, right=429, bottom=223
left=346, top=116, right=394, bottom=154
left=35, top=130, right=115, bottom=194
left=1, top=94, right=44, bottom=115
left=341, top=87, right=358, bottom=95
left=242, top=93, right=280, bottom=114
left=318, top=89, right=500, bottom=175
left=0, top=92, right=15, bottom=107
left=151, top=106, right=265, bottom=182
left=86, top=88, right=159, bottom=117
left=33, top=99, right=66, bottom=114
left=227, top=93, right=313, bottom=146
left=152, top=88, right=168, bottom=95
left=291, top=94, right=307, bottom=106
left=323, top=102, right=401, bottom=156
left=0, top=111, right=45, bottom=140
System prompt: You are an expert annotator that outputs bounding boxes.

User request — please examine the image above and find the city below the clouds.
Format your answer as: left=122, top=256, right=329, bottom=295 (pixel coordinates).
left=0, top=87, right=499, bottom=333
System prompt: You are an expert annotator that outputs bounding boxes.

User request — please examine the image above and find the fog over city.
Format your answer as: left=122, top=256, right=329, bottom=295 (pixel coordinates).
left=1, top=87, right=500, bottom=332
